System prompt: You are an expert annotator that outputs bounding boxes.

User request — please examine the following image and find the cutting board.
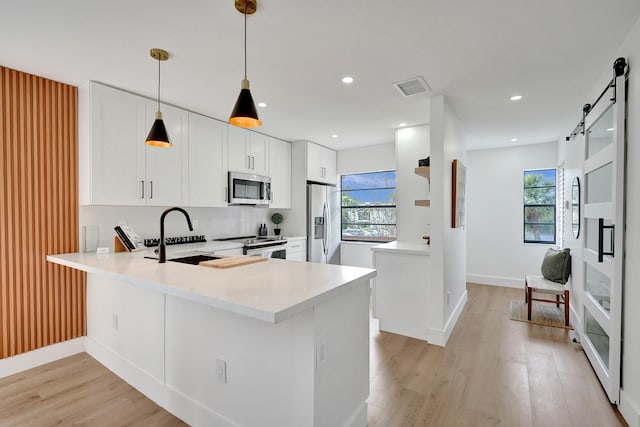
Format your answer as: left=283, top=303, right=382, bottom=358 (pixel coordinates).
left=199, top=256, right=268, bottom=269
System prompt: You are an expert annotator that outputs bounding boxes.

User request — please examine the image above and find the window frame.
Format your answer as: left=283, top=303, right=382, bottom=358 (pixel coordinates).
left=340, top=170, right=397, bottom=243
left=523, top=168, right=557, bottom=245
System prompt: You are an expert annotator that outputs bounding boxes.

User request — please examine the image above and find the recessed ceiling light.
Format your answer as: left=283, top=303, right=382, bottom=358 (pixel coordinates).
left=510, top=95, right=523, bottom=101
left=510, top=138, right=518, bottom=142
left=331, top=134, right=339, bottom=138
left=399, top=123, right=407, bottom=127
left=257, top=102, right=267, bottom=108
left=342, top=76, right=354, bottom=84
left=606, top=127, right=614, bottom=132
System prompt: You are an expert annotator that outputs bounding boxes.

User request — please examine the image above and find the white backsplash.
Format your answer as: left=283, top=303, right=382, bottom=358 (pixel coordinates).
left=80, top=205, right=290, bottom=252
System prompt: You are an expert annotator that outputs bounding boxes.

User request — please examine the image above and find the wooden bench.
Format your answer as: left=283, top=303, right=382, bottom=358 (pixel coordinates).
left=524, top=275, right=570, bottom=326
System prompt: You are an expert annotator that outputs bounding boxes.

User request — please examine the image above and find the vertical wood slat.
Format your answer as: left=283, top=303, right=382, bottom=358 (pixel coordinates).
left=0, top=65, right=85, bottom=360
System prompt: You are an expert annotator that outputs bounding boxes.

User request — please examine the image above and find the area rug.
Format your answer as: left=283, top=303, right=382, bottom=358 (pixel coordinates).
left=510, top=300, right=573, bottom=330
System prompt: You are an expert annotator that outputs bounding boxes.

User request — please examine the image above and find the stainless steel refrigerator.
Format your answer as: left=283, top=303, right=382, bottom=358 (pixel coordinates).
left=307, top=183, right=340, bottom=264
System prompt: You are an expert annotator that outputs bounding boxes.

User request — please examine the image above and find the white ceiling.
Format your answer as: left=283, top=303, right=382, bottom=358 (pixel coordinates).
left=1, top=0, right=639, bottom=151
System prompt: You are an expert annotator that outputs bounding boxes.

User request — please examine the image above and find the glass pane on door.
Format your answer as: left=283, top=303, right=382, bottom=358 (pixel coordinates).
left=587, top=106, right=614, bottom=157
left=586, top=163, right=613, bottom=204
left=584, top=309, right=610, bottom=369
left=585, top=263, right=611, bottom=313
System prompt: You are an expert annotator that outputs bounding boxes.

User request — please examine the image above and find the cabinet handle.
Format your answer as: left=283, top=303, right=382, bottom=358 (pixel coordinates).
left=252, top=156, right=255, bottom=170
left=150, top=181, right=153, bottom=199
left=140, top=180, right=145, bottom=199
left=224, top=187, right=228, bottom=202
left=247, top=155, right=251, bottom=169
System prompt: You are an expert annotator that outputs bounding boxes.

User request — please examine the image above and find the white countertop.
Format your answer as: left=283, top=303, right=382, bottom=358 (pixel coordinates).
left=47, top=252, right=374, bottom=324
left=371, top=240, right=431, bottom=256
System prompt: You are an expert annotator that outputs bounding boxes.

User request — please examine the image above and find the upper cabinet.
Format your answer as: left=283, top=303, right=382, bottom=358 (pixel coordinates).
left=269, top=138, right=291, bottom=209
left=188, top=113, right=228, bottom=207
left=89, top=82, right=188, bottom=206
left=306, top=141, right=336, bottom=185
left=143, top=100, right=189, bottom=206
left=228, top=126, right=269, bottom=176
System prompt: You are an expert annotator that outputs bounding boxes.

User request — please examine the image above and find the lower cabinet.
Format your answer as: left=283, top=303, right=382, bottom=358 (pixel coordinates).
left=286, top=238, right=307, bottom=261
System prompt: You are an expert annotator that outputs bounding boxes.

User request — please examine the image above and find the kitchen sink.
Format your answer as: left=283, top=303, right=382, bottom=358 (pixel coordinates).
left=145, top=254, right=222, bottom=265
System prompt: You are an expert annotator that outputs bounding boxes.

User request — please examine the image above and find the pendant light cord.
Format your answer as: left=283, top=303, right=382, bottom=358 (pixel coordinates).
left=244, top=3, right=248, bottom=79
left=157, top=56, right=161, bottom=112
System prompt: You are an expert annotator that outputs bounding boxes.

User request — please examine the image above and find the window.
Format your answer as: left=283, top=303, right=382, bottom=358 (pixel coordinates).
left=341, top=171, right=396, bottom=242
left=523, top=168, right=556, bottom=244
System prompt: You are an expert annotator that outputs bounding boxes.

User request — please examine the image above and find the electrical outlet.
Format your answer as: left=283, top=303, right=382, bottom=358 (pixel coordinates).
left=216, top=358, right=227, bottom=383
left=112, top=313, right=118, bottom=331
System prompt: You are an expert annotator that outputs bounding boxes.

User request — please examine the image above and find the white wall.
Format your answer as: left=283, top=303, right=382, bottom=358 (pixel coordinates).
left=336, top=143, right=395, bottom=175
left=429, top=95, right=467, bottom=331
left=395, top=125, right=431, bottom=242
left=466, top=141, right=558, bottom=287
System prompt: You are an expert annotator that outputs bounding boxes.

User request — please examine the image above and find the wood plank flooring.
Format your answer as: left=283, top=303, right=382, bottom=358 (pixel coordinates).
left=0, top=283, right=626, bottom=426
left=367, top=283, right=627, bottom=427
left=0, top=353, right=186, bottom=426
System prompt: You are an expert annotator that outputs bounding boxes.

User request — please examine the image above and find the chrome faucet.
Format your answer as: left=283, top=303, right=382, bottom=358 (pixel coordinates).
left=158, top=207, right=193, bottom=263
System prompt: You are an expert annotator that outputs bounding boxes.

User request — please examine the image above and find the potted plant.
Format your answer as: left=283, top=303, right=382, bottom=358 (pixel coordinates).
left=271, top=212, right=284, bottom=236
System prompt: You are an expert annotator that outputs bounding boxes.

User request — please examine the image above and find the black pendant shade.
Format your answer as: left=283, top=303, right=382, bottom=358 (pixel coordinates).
left=145, top=111, right=172, bottom=147
left=229, top=78, right=262, bottom=128
left=145, top=48, right=172, bottom=148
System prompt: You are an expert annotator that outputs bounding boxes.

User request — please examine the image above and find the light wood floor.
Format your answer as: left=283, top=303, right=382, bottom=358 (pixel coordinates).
left=367, top=283, right=627, bottom=427
left=0, top=283, right=626, bottom=426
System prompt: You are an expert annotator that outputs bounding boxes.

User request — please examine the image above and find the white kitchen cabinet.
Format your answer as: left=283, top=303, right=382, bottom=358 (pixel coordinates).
left=268, top=138, right=291, bottom=209
left=306, top=141, right=336, bottom=184
left=228, top=125, right=269, bottom=176
left=144, top=100, right=189, bottom=206
left=89, top=82, right=188, bottom=206
left=90, top=82, right=146, bottom=205
left=286, top=237, right=306, bottom=261
left=188, top=113, right=228, bottom=207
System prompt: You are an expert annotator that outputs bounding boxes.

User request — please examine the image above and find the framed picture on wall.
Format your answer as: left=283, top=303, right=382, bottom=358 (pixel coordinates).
left=452, top=159, right=466, bottom=228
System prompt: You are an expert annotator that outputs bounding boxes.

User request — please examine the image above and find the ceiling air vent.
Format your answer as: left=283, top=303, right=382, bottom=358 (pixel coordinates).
left=393, top=76, right=431, bottom=97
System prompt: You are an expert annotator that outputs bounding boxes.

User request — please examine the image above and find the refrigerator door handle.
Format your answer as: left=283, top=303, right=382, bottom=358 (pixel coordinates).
left=325, top=200, right=330, bottom=256
left=322, top=202, right=328, bottom=255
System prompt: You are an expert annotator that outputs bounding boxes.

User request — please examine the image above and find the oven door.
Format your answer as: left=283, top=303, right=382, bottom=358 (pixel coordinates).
left=244, top=245, right=286, bottom=259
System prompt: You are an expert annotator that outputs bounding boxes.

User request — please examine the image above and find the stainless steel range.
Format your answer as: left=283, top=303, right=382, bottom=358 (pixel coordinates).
left=214, top=236, right=288, bottom=258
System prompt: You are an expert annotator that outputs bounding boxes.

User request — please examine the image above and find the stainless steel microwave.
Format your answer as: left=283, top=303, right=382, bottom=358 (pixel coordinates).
left=228, top=171, right=271, bottom=206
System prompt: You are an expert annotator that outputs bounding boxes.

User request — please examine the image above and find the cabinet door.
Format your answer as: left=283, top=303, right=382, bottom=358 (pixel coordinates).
left=321, top=147, right=337, bottom=185
left=145, top=102, right=189, bottom=206
left=188, top=113, right=228, bottom=207
left=268, top=138, right=291, bottom=209
left=306, top=142, right=324, bottom=182
left=228, top=125, right=251, bottom=173
left=90, top=83, right=146, bottom=205
left=248, top=132, right=269, bottom=176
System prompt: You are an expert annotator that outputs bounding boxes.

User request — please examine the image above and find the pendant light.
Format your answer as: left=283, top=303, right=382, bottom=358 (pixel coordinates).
left=145, top=48, right=172, bottom=147
left=229, top=0, right=262, bottom=128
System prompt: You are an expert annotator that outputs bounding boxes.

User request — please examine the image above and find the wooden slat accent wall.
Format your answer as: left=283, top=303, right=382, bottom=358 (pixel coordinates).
left=0, top=65, right=86, bottom=360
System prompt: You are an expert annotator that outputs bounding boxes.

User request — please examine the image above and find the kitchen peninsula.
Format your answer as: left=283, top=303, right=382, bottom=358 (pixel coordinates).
left=47, top=252, right=376, bottom=427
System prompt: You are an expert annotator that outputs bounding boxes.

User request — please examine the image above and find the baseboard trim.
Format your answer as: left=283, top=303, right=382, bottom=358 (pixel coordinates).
left=467, top=274, right=523, bottom=288
left=85, top=337, right=238, bottom=427
left=0, top=337, right=85, bottom=379
left=342, top=401, right=367, bottom=427
left=620, top=389, right=640, bottom=427
left=428, top=290, right=468, bottom=347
